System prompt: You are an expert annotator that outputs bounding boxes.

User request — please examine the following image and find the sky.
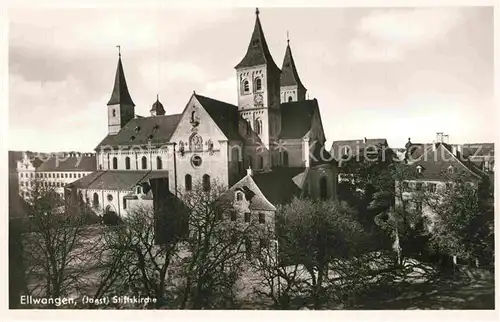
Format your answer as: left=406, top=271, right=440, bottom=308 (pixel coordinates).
left=8, top=7, right=494, bottom=152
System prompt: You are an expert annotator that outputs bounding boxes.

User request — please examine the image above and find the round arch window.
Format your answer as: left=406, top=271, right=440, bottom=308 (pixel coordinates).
left=107, top=194, right=113, bottom=202
left=191, top=155, right=203, bottom=168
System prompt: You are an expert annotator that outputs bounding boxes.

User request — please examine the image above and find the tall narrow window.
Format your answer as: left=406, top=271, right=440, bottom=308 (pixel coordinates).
left=243, top=80, right=250, bottom=93
left=141, top=156, right=147, bottom=169
left=125, top=157, right=131, bottom=170
left=112, top=109, right=116, bottom=117
left=156, top=156, right=163, bottom=170
left=255, top=118, right=262, bottom=135
left=255, top=78, right=262, bottom=91
left=93, top=193, right=99, bottom=208
left=319, top=176, right=328, bottom=200
left=202, top=174, right=211, bottom=191
left=185, top=174, right=192, bottom=191
left=258, top=156, right=264, bottom=169
left=259, top=213, right=265, bottom=224
left=282, top=151, right=289, bottom=167
left=112, top=157, right=118, bottom=170
left=288, top=96, right=293, bottom=102
left=244, top=212, right=251, bottom=223
left=123, top=198, right=127, bottom=210
left=246, top=120, right=252, bottom=136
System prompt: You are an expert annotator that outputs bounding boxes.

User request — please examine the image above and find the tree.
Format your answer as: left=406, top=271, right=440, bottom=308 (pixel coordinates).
left=426, top=173, right=494, bottom=265
left=276, top=197, right=366, bottom=309
left=22, top=177, right=98, bottom=307
left=175, top=180, right=253, bottom=309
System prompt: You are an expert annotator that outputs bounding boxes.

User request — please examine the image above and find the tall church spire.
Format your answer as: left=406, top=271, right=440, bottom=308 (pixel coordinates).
left=107, top=51, right=136, bottom=135
left=107, top=52, right=135, bottom=107
left=234, top=8, right=280, bottom=73
left=280, top=38, right=307, bottom=102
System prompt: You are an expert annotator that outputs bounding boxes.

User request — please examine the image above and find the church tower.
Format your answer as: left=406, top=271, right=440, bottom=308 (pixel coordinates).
left=280, top=38, right=307, bottom=103
left=107, top=51, right=135, bottom=135
left=235, top=8, right=281, bottom=152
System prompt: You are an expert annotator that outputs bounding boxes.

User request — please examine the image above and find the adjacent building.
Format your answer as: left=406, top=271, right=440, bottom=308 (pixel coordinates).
left=17, top=152, right=96, bottom=200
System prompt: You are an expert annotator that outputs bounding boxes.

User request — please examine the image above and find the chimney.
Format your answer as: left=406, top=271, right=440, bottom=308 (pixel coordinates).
left=363, top=137, right=367, bottom=144
left=432, top=140, right=437, bottom=151
left=452, top=145, right=457, bottom=156
left=246, top=166, right=253, bottom=177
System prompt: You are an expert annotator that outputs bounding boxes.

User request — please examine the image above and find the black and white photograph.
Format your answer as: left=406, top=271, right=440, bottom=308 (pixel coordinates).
left=5, top=3, right=496, bottom=315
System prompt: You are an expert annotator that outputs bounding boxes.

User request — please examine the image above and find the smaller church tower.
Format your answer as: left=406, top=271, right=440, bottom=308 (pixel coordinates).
left=280, top=38, right=307, bottom=103
left=107, top=50, right=135, bottom=135
left=150, top=95, right=165, bottom=116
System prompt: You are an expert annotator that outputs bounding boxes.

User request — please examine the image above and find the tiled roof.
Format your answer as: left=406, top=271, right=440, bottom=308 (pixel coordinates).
left=280, top=42, right=306, bottom=90
left=330, top=138, right=388, bottom=161
left=95, top=113, right=182, bottom=149
left=235, top=11, right=280, bottom=73
left=252, top=168, right=305, bottom=206
left=194, top=94, right=243, bottom=141
left=279, top=99, right=319, bottom=139
left=107, top=56, right=135, bottom=106
left=460, top=143, right=494, bottom=158
left=35, top=154, right=96, bottom=172
left=409, top=143, right=482, bottom=181
left=220, top=173, right=277, bottom=211
left=69, top=170, right=168, bottom=191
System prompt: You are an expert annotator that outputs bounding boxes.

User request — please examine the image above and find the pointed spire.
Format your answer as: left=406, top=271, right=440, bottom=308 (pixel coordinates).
left=235, top=8, right=280, bottom=72
left=107, top=51, right=135, bottom=106
left=280, top=39, right=306, bottom=91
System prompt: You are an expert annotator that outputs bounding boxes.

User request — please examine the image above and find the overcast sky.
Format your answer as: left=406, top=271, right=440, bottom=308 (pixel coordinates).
left=8, top=7, right=494, bottom=152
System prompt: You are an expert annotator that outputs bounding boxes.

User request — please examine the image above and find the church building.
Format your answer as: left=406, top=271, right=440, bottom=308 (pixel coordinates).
left=70, top=8, right=338, bottom=220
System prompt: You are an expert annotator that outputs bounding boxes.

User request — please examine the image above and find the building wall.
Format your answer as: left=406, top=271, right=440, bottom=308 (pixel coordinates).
left=18, top=170, right=93, bottom=200
left=306, top=164, right=338, bottom=201
left=78, top=188, right=132, bottom=217
left=170, top=95, right=233, bottom=192
left=98, top=147, right=171, bottom=172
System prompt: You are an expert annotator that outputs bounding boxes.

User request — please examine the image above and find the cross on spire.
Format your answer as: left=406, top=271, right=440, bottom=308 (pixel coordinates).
left=255, top=7, right=259, bottom=16
left=287, top=30, right=290, bottom=44
left=116, top=45, right=121, bottom=57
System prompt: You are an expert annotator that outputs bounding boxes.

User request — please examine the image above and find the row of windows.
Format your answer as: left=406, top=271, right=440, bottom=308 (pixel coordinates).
left=108, top=155, right=163, bottom=170
left=402, top=181, right=452, bottom=192
left=230, top=211, right=266, bottom=224
left=20, top=181, right=65, bottom=188
left=241, top=77, right=262, bottom=94
left=20, top=172, right=85, bottom=179
left=245, top=119, right=263, bottom=136
left=184, top=174, right=211, bottom=192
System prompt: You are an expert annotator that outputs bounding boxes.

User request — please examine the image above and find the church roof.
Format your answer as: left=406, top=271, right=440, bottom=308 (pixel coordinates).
left=234, top=9, right=280, bottom=73
left=96, top=113, right=182, bottom=149
left=194, top=94, right=243, bottom=141
left=252, top=168, right=305, bottom=206
left=280, top=42, right=306, bottom=90
left=107, top=56, right=135, bottom=106
left=69, top=170, right=169, bottom=191
left=279, top=99, right=319, bottom=139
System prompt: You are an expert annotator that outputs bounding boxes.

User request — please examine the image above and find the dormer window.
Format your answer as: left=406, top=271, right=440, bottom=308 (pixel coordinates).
left=130, top=135, right=135, bottom=141
left=136, top=186, right=142, bottom=194
left=236, top=191, right=244, bottom=201
left=135, top=126, right=141, bottom=132
left=447, top=166, right=454, bottom=174
left=416, top=165, right=423, bottom=173
left=148, top=134, right=154, bottom=140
